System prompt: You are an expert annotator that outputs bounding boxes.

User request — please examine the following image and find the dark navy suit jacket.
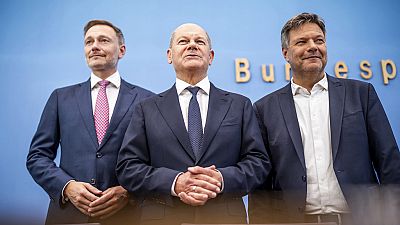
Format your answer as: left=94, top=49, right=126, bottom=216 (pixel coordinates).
left=27, top=79, right=154, bottom=225
left=117, top=83, right=270, bottom=224
left=249, top=75, right=400, bottom=223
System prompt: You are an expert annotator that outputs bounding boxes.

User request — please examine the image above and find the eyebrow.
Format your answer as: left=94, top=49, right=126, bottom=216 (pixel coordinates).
left=85, top=34, right=112, bottom=40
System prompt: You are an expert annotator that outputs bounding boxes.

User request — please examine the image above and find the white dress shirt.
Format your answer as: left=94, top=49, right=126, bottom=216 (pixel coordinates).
left=90, top=71, right=121, bottom=121
left=291, top=74, right=349, bottom=214
left=175, top=76, right=210, bottom=131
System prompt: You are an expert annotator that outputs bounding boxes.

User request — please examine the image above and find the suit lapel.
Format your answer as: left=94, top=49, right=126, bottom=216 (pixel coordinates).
left=75, top=79, right=98, bottom=149
left=99, top=79, right=137, bottom=149
left=198, top=84, right=232, bottom=163
left=328, top=75, right=345, bottom=160
left=279, top=84, right=306, bottom=169
left=156, top=85, right=196, bottom=161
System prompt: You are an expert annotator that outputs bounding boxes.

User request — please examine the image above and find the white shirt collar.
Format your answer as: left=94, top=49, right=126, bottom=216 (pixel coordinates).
left=175, top=76, right=210, bottom=95
left=90, top=71, right=121, bottom=89
left=291, top=73, right=328, bottom=95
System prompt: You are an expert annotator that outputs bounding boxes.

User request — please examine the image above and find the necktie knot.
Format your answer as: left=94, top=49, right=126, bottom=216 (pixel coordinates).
left=186, top=86, right=201, bottom=97
left=99, top=80, right=110, bottom=87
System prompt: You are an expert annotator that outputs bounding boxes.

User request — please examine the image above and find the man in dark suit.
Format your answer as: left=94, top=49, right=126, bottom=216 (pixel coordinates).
left=250, top=13, right=400, bottom=225
left=26, top=20, right=153, bottom=225
left=116, top=23, right=270, bottom=225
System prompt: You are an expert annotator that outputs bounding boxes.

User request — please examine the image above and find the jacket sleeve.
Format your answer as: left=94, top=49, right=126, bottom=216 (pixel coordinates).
left=218, top=98, right=271, bottom=195
left=366, top=84, right=400, bottom=184
left=26, top=90, right=74, bottom=202
left=116, top=102, right=180, bottom=196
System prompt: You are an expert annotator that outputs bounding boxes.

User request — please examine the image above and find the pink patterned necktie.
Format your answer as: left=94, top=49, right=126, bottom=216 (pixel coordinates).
left=94, top=80, right=110, bottom=144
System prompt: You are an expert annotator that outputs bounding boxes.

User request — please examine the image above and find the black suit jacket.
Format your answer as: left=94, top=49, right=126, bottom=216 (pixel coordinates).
left=249, top=75, right=400, bottom=223
left=27, top=79, right=154, bottom=225
left=117, top=83, right=270, bottom=224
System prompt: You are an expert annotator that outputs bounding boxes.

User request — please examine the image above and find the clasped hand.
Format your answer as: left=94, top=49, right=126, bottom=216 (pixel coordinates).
left=175, top=165, right=222, bottom=206
left=64, top=182, right=128, bottom=219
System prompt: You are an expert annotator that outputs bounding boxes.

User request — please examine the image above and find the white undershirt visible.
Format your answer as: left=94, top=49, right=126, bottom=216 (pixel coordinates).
left=291, top=74, right=349, bottom=214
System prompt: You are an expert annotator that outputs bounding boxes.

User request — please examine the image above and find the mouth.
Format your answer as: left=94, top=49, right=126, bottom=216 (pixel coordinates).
left=89, top=54, right=105, bottom=59
left=185, top=54, right=200, bottom=58
left=303, top=55, right=321, bottom=60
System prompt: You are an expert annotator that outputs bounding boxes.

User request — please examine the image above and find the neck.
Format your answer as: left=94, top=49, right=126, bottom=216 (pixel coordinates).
left=292, top=72, right=324, bottom=92
left=177, top=71, right=207, bottom=85
left=92, top=68, right=117, bottom=80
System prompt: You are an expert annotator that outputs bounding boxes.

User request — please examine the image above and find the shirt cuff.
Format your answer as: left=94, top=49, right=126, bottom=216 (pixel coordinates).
left=215, top=169, right=224, bottom=192
left=171, top=172, right=183, bottom=196
left=61, top=180, right=75, bottom=204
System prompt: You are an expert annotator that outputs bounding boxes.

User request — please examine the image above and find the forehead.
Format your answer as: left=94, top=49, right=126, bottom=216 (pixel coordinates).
left=289, top=23, right=324, bottom=39
left=85, top=25, right=117, bottom=39
left=173, top=24, right=208, bottom=40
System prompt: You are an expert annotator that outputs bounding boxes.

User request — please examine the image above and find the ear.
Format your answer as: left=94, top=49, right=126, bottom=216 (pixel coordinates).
left=208, top=49, right=215, bottom=65
left=167, top=48, right=172, bottom=64
left=118, top=44, right=126, bottom=59
left=282, top=47, right=289, bottom=62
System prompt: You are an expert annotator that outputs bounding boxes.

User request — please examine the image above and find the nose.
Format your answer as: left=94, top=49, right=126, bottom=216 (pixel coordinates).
left=91, top=40, right=101, bottom=51
left=187, top=40, right=199, bottom=50
left=307, top=40, right=317, bottom=52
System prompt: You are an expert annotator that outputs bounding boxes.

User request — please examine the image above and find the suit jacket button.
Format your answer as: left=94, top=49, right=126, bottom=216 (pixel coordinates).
left=90, top=178, right=96, bottom=185
left=96, top=152, right=103, bottom=158
left=302, top=175, right=306, bottom=182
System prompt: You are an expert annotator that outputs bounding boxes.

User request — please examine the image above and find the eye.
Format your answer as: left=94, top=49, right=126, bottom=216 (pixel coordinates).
left=315, top=38, right=325, bottom=44
left=178, top=39, right=188, bottom=45
left=85, top=39, right=93, bottom=46
left=196, top=40, right=206, bottom=45
left=100, top=38, right=110, bottom=43
left=295, top=40, right=306, bottom=45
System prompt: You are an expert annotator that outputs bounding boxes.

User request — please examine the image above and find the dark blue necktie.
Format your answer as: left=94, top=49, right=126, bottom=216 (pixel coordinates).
left=187, top=87, right=203, bottom=160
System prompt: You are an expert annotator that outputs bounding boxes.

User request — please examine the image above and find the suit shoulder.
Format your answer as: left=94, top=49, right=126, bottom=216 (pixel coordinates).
left=213, top=85, right=252, bottom=103
left=121, top=80, right=155, bottom=97
left=335, top=76, right=370, bottom=86
left=254, top=85, right=289, bottom=106
left=51, top=81, right=87, bottom=94
left=134, top=85, right=155, bottom=97
left=329, top=76, right=373, bottom=94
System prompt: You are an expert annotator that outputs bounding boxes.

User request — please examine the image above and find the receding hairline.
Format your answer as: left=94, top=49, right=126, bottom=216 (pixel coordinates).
left=169, top=23, right=212, bottom=49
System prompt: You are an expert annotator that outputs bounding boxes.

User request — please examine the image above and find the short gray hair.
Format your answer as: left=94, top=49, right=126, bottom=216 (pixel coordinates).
left=168, top=24, right=212, bottom=49
left=281, top=12, right=326, bottom=49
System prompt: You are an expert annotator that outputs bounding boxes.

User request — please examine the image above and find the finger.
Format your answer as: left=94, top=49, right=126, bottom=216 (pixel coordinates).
left=178, top=192, right=207, bottom=206
left=90, top=197, right=128, bottom=218
left=69, top=190, right=93, bottom=207
left=190, top=186, right=217, bottom=199
left=83, top=183, right=102, bottom=196
left=187, top=191, right=209, bottom=201
left=191, top=178, right=221, bottom=193
left=73, top=196, right=93, bottom=206
left=89, top=191, right=113, bottom=208
left=80, top=189, right=101, bottom=203
left=188, top=166, right=221, bottom=182
left=188, top=166, right=208, bottom=174
left=193, top=173, right=221, bottom=187
left=205, top=165, right=217, bottom=170
left=90, top=203, right=118, bottom=218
